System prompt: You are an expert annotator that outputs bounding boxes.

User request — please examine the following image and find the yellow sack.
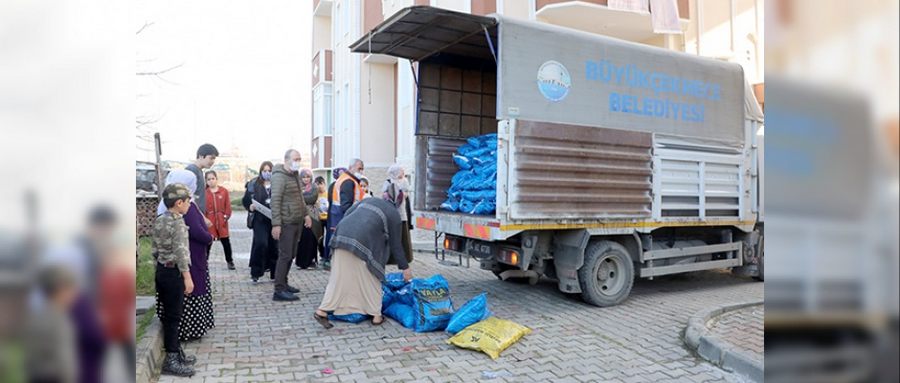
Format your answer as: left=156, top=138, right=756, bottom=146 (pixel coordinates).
left=446, top=317, right=531, bottom=360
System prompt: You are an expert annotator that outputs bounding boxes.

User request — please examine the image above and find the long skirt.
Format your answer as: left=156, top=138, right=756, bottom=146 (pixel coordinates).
left=248, top=217, right=278, bottom=279
left=295, top=226, right=318, bottom=268
left=318, top=249, right=383, bottom=316
left=178, top=273, right=215, bottom=341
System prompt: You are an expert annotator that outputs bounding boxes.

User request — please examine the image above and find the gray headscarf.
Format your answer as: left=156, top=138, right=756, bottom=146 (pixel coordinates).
left=381, top=164, right=409, bottom=207
left=156, top=169, right=198, bottom=215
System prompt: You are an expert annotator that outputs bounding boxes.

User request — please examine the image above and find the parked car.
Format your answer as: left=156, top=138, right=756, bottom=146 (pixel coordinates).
left=136, top=161, right=160, bottom=193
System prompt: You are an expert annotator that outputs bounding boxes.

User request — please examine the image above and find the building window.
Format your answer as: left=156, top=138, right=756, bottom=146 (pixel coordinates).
left=323, top=84, right=333, bottom=135
left=335, top=2, right=343, bottom=38
left=313, top=84, right=333, bottom=138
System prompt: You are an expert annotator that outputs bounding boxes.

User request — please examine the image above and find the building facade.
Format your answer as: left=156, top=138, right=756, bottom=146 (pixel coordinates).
left=311, top=0, right=764, bottom=186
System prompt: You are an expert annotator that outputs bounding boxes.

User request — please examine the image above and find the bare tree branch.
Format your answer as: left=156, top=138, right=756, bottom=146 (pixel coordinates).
left=136, top=62, right=184, bottom=76
left=136, top=21, right=155, bottom=35
left=149, top=74, right=181, bottom=86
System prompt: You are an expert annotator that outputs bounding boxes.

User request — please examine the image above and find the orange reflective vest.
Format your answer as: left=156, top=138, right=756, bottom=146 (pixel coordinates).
left=330, top=173, right=364, bottom=206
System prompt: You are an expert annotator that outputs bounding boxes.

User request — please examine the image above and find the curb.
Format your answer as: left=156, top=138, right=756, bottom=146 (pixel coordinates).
left=413, top=241, right=436, bottom=252
left=683, top=300, right=764, bottom=382
left=135, top=316, right=164, bottom=383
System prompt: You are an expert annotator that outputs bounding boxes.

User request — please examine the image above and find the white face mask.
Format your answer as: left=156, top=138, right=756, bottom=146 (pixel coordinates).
left=353, top=172, right=364, bottom=179
left=290, top=161, right=302, bottom=171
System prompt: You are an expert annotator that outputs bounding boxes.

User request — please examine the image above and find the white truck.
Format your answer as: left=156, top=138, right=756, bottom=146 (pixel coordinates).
left=352, top=6, right=764, bottom=307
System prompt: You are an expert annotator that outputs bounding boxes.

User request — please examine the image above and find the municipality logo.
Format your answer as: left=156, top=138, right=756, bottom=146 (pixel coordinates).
left=537, top=60, right=571, bottom=102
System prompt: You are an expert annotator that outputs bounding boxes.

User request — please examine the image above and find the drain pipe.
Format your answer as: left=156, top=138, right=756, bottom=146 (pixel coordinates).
left=696, top=0, right=703, bottom=55
left=729, top=0, right=736, bottom=54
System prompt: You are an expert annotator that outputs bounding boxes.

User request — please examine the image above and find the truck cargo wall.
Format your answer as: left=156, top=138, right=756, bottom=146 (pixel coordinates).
left=497, top=16, right=745, bottom=147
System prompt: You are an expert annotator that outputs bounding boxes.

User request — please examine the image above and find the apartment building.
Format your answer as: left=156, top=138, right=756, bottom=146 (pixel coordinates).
left=311, top=0, right=764, bottom=185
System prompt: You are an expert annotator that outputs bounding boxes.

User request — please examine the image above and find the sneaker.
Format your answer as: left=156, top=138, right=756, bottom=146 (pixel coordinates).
left=228, top=263, right=235, bottom=270
left=273, top=291, right=299, bottom=301
left=178, top=348, right=197, bottom=365
left=162, top=352, right=195, bottom=377
left=322, top=260, right=331, bottom=271
left=251, top=277, right=259, bottom=283
left=286, top=285, right=300, bottom=294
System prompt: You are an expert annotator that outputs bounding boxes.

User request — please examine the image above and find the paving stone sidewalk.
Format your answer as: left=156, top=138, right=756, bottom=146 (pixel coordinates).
left=156, top=211, right=762, bottom=383
left=707, top=305, right=764, bottom=366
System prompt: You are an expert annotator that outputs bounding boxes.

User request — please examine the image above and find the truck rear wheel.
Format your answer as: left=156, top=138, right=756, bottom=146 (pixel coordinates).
left=578, top=241, right=635, bottom=307
left=753, top=247, right=764, bottom=281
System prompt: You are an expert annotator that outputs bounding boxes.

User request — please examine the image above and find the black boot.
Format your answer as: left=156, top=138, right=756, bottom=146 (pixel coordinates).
left=162, top=352, right=195, bottom=377
left=179, top=348, right=197, bottom=365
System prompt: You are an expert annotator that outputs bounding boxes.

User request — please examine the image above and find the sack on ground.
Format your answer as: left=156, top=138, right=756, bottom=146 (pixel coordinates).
left=445, top=292, right=492, bottom=335
left=328, top=313, right=370, bottom=323
left=410, top=275, right=454, bottom=332
left=446, top=317, right=531, bottom=359
left=384, top=302, right=416, bottom=329
left=384, top=272, right=407, bottom=290
left=382, top=285, right=395, bottom=308
left=396, top=284, right=414, bottom=307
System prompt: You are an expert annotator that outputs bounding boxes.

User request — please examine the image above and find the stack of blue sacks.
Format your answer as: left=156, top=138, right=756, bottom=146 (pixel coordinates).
left=381, top=272, right=491, bottom=334
left=441, top=133, right=498, bottom=216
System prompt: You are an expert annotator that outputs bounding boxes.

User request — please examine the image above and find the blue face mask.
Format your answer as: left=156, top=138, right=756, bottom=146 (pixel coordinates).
left=261, top=171, right=272, bottom=181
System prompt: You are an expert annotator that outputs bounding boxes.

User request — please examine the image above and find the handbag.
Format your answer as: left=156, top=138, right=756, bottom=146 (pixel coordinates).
left=246, top=211, right=255, bottom=229
left=245, top=181, right=256, bottom=229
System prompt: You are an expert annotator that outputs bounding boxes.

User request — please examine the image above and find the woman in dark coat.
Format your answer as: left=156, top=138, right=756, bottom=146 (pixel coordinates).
left=296, top=169, right=321, bottom=269
left=156, top=170, right=215, bottom=342
left=243, top=161, right=279, bottom=282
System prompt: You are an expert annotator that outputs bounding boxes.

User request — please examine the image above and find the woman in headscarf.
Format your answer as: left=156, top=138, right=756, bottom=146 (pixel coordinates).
left=382, top=164, right=414, bottom=264
left=156, top=170, right=215, bottom=342
left=295, top=169, right=321, bottom=269
left=313, top=198, right=413, bottom=328
left=242, top=161, right=278, bottom=282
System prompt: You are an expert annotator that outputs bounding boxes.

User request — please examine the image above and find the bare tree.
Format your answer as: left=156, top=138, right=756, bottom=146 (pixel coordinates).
left=135, top=20, right=183, bottom=154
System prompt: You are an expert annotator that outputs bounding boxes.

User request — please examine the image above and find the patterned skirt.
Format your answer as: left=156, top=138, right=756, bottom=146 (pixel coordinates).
left=157, top=272, right=215, bottom=341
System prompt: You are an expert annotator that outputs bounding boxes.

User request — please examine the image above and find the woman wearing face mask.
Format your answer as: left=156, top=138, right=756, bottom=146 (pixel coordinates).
left=204, top=170, right=234, bottom=270
left=242, top=161, right=278, bottom=282
left=381, top=164, right=414, bottom=264
left=359, top=177, right=374, bottom=199
left=295, top=169, right=321, bottom=269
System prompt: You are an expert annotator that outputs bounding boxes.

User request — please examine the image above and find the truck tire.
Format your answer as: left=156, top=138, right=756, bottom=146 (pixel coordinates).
left=753, top=241, right=764, bottom=282
left=578, top=240, right=635, bottom=307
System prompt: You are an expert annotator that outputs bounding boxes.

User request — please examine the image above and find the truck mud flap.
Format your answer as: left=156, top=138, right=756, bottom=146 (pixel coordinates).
left=551, top=229, right=590, bottom=293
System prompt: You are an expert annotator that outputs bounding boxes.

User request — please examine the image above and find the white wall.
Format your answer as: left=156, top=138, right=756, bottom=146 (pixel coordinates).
left=359, top=62, right=396, bottom=167
left=430, top=0, right=469, bottom=12
left=683, top=0, right=763, bottom=83
left=396, top=59, right=416, bottom=169
left=312, top=15, right=332, bottom=55
left=383, top=0, right=414, bottom=17
left=331, top=0, right=362, bottom=168
left=502, top=0, right=532, bottom=19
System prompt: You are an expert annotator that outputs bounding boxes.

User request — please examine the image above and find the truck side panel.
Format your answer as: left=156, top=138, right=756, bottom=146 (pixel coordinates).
left=506, top=120, right=653, bottom=220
